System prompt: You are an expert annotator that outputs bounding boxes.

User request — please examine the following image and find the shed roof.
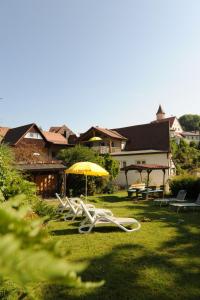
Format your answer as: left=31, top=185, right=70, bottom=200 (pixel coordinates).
left=121, top=163, right=169, bottom=172
left=17, top=163, right=66, bottom=172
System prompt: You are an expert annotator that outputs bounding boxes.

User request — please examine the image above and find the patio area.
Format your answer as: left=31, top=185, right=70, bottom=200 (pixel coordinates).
left=45, top=191, right=200, bottom=300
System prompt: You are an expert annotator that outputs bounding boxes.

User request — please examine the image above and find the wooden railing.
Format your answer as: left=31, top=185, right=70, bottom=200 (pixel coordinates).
left=91, top=146, right=121, bottom=154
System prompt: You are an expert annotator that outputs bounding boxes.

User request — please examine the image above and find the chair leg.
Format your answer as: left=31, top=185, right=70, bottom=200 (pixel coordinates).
left=79, top=219, right=94, bottom=233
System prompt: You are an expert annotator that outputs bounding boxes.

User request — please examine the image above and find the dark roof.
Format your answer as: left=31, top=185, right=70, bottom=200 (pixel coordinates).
left=152, top=116, right=176, bottom=127
left=2, top=123, right=47, bottom=146
left=156, top=105, right=165, bottom=114
left=17, top=163, right=66, bottom=172
left=114, top=122, right=170, bottom=152
left=78, top=126, right=127, bottom=142
left=121, top=163, right=169, bottom=172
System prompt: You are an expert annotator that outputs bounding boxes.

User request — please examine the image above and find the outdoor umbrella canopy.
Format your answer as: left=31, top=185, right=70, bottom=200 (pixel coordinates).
left=88, top=136, right=102, bottom=142
left=65, top=161, right=109, bottom=198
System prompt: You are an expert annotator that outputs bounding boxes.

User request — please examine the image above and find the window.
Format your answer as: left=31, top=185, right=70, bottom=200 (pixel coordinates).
left=136, top=160, right=146, bottom=165
left=121, top=141, right=126, bottom=150
left=24, top=132, right=43, bottom=139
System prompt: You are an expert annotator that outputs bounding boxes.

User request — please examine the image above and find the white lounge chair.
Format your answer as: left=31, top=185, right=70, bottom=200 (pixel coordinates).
left=153, top=190, right=187, bottom=207
left=55, top=193, right=70, bottom=213
left=78, top=200, right=141, bottom=233
left=169, top=193, right=200, bottom=212
left=64, top=197, right=113, bottom=221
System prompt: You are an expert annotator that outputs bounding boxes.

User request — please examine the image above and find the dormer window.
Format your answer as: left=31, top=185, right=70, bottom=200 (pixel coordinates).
left=25, top=132, right=43, bottom=139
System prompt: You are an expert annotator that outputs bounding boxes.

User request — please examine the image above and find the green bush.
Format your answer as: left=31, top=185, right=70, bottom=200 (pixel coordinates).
left=103, top=180, right=119, bottom=194
left=0, top=195, right=103, bottom=298
left=169, top=175, right=200, bottom=199
left=32, top=199, right=57, bottom=220
left=0, top=144, right=37, bottom=201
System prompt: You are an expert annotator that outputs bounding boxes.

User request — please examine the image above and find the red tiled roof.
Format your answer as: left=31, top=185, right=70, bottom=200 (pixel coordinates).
left=181, top=131, right=200, bottom=137
left=78, top=126, right=127, bottom=142
left=43, top=131, right=68, bottom=145
left=0, top=127, right=10, bottom=138
left=94, top=127, right=127, bottom=140
left=114, top=122, right=170, bottom=152
left=49, top=125, right=75, bottom=136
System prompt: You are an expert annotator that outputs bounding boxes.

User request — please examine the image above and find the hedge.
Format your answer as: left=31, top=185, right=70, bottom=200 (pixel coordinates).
left=169, top=175, right=200, bottom=200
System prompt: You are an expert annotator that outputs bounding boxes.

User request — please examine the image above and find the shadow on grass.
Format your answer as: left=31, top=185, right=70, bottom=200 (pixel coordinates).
left=42, top=234, right=200, bottom=300
left=96, top=194, right=130, bottom=203
left=43, top=197, right=200, bottom=300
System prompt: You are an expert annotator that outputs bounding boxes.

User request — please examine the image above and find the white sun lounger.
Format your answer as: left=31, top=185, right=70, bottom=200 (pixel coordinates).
left=78, top=200, right=141, bottom=233
left=55, top=193, right=70, bottom=213
left=153, top=190, right=187, bottom=207
left=64, top=197, right=113, bottom=221
left=169, top=193, right=200, bottom=212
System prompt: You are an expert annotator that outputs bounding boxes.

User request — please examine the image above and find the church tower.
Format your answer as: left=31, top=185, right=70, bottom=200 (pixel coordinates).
left=156, top=105, right=165, bottom=121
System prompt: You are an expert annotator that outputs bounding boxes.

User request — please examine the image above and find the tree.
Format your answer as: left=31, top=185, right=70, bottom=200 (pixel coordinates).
left=179, top=114, right=200, bottom=131
left=171, top=139, right=200, bottom=174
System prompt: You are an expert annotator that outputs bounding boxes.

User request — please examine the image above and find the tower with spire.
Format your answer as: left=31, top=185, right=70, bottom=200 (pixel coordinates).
left=156, top=105, right=165, bottom=121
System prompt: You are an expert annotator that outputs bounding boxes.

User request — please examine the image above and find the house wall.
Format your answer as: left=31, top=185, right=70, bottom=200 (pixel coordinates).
left=112, top=152, right=173, bottom=188
left=14, top=126, right=51, bottom=163
left=172, top=118, right=183, bottom=133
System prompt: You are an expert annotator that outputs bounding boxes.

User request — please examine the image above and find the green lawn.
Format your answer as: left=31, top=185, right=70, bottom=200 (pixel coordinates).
left=46, top=191, right=200, bottom=300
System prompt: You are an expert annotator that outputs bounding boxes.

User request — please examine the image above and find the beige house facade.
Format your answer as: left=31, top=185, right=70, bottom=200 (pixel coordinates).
left=112, top=150, right=175, bottom=189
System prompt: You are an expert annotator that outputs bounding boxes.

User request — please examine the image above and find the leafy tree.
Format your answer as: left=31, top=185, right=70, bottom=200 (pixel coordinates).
left=171, top=139, right=200, bottom=174
left=179, top=114, right=200, bottom=131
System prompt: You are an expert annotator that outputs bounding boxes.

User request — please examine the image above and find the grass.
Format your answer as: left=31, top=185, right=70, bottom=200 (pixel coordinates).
left=44, top=191, right=200, bottom=300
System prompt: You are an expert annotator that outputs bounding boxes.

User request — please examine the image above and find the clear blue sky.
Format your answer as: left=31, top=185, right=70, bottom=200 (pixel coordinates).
left=0, top=0, right=200, bottom=134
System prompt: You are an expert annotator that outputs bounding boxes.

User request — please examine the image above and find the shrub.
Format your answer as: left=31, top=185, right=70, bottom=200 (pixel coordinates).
left=0, top=194, right=103, bottom=298
left=32, top=199, right=57, bottom=220
left=0, top=144, right=37, bottom=201
left=169, top=175, right=200, bottom=199
left=103, top=180, right=119, bottom=194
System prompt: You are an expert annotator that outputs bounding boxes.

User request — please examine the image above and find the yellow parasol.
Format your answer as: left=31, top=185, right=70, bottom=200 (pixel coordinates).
left=65, top=161, right=109, bottom=198
left=88, top=136, right=102, bottom=142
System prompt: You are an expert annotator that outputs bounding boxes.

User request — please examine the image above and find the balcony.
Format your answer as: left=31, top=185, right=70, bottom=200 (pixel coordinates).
left=91, top=146, right=121, bottom=154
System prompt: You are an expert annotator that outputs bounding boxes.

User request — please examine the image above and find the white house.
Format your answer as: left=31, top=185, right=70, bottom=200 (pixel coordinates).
left=111, top=121, right=174, bottom=188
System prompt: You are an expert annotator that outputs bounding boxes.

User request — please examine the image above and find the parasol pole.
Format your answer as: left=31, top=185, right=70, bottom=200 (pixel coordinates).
left=85, top=174, right=87, bottom=201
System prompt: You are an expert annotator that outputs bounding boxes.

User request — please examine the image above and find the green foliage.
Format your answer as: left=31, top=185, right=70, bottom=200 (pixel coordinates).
left=0, top=144, right=37, bottom=200
left=171, top=139, right=200, bottom=174
left=58, top=145, right=101, bottom=166
left=58, top=146, right=119, bottom=196
left=169, top=175, right=200, bottom=199
left=179, top=114, right=200, bottom=131
left=103, top=181, right=119, bottom=194
left=32, top=199, right=58, bottom=220
left=102, top=153, right=120, bottom=179
left=0, top=195, right=103, bottom=299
